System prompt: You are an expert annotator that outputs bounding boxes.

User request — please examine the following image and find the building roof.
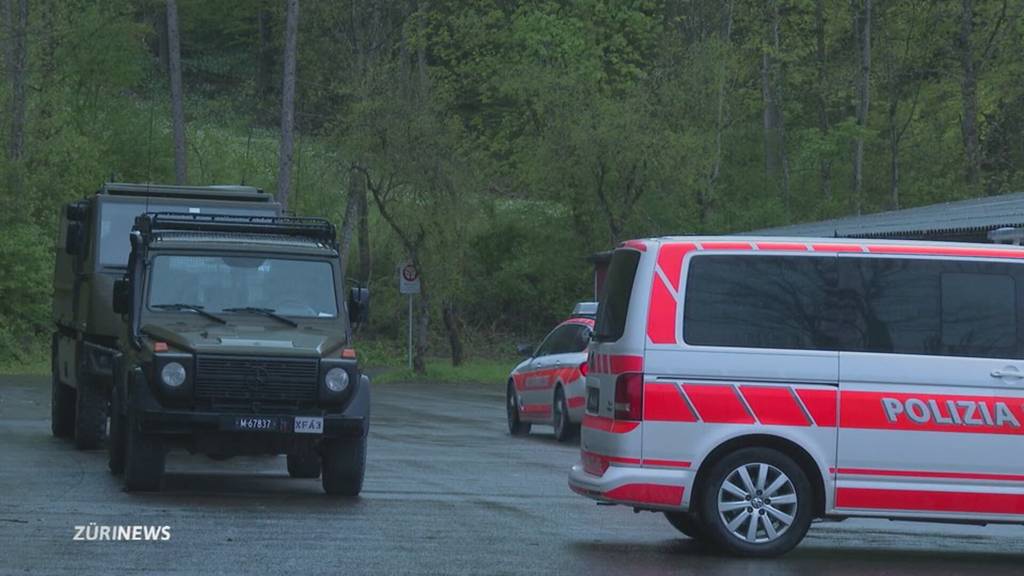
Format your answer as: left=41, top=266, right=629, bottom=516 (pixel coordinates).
left=749, top=192, right=1024, bottom=240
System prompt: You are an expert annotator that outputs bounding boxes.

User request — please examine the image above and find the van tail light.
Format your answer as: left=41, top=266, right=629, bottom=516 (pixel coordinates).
left=614, top=372, right=644, bottom=421
left=579, top=361, right=588, bottom=378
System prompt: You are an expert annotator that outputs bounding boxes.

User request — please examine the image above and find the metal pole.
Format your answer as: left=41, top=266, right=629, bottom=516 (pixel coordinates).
left=407, top=294, right=413, bottom=370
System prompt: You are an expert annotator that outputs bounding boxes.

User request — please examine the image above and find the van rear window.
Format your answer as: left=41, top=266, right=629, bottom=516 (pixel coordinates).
left=594, top=250, right=641, bottom=342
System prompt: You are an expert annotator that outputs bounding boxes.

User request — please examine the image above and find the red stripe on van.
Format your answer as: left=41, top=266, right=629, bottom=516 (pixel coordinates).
left=521, top=404, right=551, bottom=416
left=836, top=467, right=1024, bottom=483
left=811, top=243, right=865, bottom=252
left=836, top=487, right=1024, bottom=515
left=642, top=458, right=692, bottom=468
left=646, top=275, right=677, bottom=344
left=643, top=382, right=697, bottom=422
left=582, top=414, right=639, bottom=434
left=796, top=388, right=838, bottom=427
left=867, top=244, right=1024, bottom=259
left=701, top=241, right=753, bottom=251
left=756, top=242, right=810, bottom=252
left=839, top=391, right=1024, bottom=436
left=656, top=242, right=696, bottom=291
left=740, top=386, right=810, bottom=426
left=567, top=396, right=585, bottom=409
left=604, top=483, right=685, bottom=506
left=608, top=355, right=643, bottom=373
left=683, top=384, right=755, bottom=424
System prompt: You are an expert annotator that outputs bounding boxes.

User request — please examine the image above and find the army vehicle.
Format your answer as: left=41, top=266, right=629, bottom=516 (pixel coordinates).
left=52, top=183, right=280, bottom=449
left=108, top=212, right=370, bottom=494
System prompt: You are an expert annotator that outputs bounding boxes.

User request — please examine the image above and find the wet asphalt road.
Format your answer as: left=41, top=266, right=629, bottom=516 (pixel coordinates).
left=2, top=374, right=1024, bottom=575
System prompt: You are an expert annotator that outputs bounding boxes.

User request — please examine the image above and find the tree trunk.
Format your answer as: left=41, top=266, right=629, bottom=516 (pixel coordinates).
left=700, top=0, right=733, bottom=228
left=336, top=167, right=361, bottom=287
left=356, top=178, right=371, bottom=284
left=958, top=0, right=981, bottom=188
left=762, top=0, right=790, bottom=215
left=276, top=0, right=299, bottom=210
left=889, top=108, right=900, bottom=209
left=155, top=6, right=169, bottom=73
left=166, top=0, right=187, bottom=185
left=7, top=0, right=28, bottom=166
left=257, top=6, right=274, bottom=98
left=442, top=298, right=463, bottom=367
left=413, top=255, right=429, bottom=374
left=815, top=0, right=833, bottom=200
left=852, top=0, right=872, bottom=215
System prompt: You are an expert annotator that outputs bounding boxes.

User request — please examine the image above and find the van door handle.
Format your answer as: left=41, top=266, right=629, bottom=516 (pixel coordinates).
left=991, top=368, right=1023, bottom=379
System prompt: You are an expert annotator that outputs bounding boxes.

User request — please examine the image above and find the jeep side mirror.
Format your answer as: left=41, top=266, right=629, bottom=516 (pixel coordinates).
left=516, top=343, right=534, bottom=358
left=65, top=203, right=87, bottom=222
left=64, top=222, right=84, bottom=255
left=112, top=278, right=131, bottom=315
left=348, top=287, right=369, bottom=324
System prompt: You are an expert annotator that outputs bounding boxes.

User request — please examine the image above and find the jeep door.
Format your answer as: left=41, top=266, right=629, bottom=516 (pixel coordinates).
left=835, top=255, right=1024, bottom=520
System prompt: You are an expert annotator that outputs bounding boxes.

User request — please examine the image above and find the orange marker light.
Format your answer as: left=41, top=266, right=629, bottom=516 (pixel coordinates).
left=341, top=348, right=357, bottom=359
left=154, top=342, right=169, bottom=352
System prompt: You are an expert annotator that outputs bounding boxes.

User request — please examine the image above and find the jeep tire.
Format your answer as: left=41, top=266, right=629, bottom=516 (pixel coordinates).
left=73, top=372, right=107, bottom=450
left=321, top=435, right=366, bottom=496
left=107, top=385, right=127, bottom=475
left=50, top=339, right=75, bottom=439
left=123, top=409, right=165, bottom=492
left=287, top=446, right=322, bottom=479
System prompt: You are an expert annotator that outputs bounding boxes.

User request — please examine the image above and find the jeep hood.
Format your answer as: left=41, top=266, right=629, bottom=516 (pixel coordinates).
left=141, top=322, right=346, bottom=357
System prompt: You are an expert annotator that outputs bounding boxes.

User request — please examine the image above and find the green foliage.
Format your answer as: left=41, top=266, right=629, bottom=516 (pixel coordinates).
left=3, top=0, right=1024, bottom=371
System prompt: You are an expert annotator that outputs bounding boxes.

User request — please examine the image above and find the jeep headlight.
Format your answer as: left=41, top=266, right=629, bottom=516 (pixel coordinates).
left=324, top=367, right=349, bottom=393
left=160, top=362, right=187, bottom=388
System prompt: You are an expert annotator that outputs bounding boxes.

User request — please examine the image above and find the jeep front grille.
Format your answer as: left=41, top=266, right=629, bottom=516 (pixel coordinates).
left=194, top=355, right=318, bottom=406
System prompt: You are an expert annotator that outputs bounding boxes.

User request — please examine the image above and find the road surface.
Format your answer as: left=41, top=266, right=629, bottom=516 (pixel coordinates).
left=1, top=374, right=1023, bottom=574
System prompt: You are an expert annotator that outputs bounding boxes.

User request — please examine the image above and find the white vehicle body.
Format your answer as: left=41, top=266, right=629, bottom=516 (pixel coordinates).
left=569, top=236, right=1024, bottom=555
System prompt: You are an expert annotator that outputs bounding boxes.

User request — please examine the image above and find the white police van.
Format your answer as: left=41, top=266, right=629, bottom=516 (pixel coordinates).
left=569, top=237, right=1024, bottom=556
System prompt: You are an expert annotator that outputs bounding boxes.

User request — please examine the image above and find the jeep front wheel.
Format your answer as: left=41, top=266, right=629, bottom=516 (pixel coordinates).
left=123, top=410, right=165, bottom=492
left=50, top=340, right=75, bottom=439
left=73, top=373, right=107, bottom=450
left=321, top=435, right=366, bottom=496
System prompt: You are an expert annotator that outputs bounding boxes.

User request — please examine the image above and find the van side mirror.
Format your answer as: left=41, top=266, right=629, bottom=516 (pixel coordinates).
left=516, top=343, right=534, bottom=358
left=348, top=287, right=369, bottom=324
left=65, top=222, right=84, bottom=255
left=112, top=279, right=131, bottom=315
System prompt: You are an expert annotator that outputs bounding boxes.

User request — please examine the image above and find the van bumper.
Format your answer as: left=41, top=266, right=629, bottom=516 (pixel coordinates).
left=568, top=462, right=694, bottom=511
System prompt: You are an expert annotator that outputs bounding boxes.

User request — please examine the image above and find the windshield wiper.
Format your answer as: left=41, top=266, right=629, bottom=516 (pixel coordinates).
left=222, top=307, right=299, bottom=328
left=151, top=303, right=227, bottom=324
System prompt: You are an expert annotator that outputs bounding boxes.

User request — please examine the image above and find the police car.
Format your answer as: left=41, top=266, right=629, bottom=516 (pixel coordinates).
left=569, top=236, right=1024, bottom=556
left=507, top=303, right=596, bottom=441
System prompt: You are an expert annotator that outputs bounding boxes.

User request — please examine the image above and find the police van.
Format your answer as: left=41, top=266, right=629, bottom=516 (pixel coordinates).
left=568, top=236, right=1024, bottom=556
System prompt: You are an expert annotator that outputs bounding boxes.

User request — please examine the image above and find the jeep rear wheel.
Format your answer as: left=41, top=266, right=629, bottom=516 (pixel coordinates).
left=321, top=435, right=366, bottom=496
left=107, top=386, right=126, bottom=475
left=50, top=341, right=75, bottom=438
left=123, top=410, right=165, bottom=492
left=507, top=381, right=531, bottom=436
left=73, top=373, right=107, bottom=450
left=696, top=447, right=812, bottom=557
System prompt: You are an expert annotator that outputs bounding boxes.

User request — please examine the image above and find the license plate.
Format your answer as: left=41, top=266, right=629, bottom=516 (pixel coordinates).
left=293, top=416, right=324, bottom=435
left=234, top=417, right=281, bottom=432
left=586, top=387, right=600, bottom=413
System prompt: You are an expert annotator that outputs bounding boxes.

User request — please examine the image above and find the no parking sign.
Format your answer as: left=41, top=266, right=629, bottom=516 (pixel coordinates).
left=399, top=261, right=421, bottom=294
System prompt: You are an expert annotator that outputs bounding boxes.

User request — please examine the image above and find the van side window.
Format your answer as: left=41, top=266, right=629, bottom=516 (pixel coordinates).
left=594, top=250, right=641, bottom=342
left=683, top=255, right=839, bottom=351
left=842, top=258, right=1020, bottom=359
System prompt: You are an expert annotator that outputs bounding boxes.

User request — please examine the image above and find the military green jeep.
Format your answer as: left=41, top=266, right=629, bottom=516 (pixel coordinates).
left=107, top=213, right=371, bottom=495
left=52, top=183, right=280, bottom=449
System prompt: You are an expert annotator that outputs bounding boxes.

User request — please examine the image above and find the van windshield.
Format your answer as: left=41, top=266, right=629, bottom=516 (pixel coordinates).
left=98, top=201, right=276, bottom=267
left=594, top=250, right=641, bottom=342
left=147, top=255, right=338, bottom=319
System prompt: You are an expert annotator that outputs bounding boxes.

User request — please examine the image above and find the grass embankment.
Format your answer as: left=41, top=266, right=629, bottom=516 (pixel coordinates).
left=357, top=338, right=514, bottom=386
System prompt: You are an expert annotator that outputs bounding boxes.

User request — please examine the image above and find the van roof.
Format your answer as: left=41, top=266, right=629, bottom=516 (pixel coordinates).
left=614, top=236, right=1024, bottom=259
left=98, top=182, right=271, bottom=202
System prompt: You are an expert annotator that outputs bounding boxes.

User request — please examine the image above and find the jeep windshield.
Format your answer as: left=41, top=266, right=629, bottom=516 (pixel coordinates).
left=98, top=201, right=276, bottom=267
left=146, top=255, right=338, bottom=319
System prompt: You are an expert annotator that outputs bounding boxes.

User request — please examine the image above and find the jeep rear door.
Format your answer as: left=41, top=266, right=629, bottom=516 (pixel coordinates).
left=835, top=255, right=1024, bottom=520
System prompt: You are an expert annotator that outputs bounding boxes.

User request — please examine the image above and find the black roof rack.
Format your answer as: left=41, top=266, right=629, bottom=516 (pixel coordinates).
left=100, top=182, right=271, bottom=202
left=133, top=213, right=337, bottom=247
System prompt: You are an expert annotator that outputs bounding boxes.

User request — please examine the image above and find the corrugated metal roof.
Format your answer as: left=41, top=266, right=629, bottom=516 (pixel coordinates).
left=750, top=192, right=1024, bottom=238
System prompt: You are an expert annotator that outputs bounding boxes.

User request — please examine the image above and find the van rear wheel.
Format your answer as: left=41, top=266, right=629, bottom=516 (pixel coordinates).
left=506, top=382, right=531, bottom=436
left=696, top=447, right=812, bottom=557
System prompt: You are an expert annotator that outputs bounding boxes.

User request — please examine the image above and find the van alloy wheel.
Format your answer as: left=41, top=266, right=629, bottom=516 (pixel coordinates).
left=507, top=382, right=531, bottom=436
left=718, top=462, right=798, bottom=544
